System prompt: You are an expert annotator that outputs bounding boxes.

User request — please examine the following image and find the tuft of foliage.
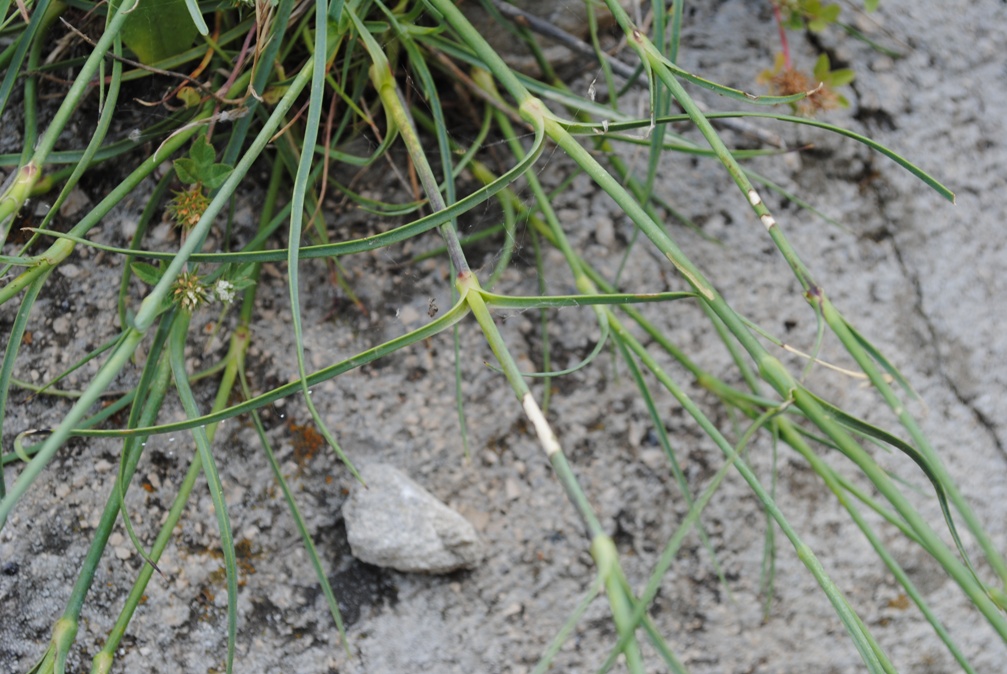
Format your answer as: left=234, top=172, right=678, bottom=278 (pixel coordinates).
left=0, top=1, right=1001, bottom=673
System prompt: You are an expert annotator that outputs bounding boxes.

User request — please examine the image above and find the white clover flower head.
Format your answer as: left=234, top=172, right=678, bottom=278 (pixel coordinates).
left=215, top=279, right=236, bottom=304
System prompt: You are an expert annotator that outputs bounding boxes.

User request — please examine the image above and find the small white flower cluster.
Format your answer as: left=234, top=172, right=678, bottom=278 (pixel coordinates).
left=176, top=284, right=209, bottom=313
left=214, top=279, right=237, bottom=304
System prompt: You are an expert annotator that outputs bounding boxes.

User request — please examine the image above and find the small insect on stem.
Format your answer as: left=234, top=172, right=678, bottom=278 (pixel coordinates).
left=427, top=298, right=439, bottom=318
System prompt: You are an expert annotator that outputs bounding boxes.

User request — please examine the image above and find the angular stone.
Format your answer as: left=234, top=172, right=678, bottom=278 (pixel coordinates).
left=342, top=464, right=483, bottom=574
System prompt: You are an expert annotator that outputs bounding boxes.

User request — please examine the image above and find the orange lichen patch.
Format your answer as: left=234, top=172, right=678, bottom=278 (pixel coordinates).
left=887, top=594, right=911, bottom=610
left=206, top=538, right=259, bottom=584
left=234, top=538, right=258, bottom=577
left=287, top=418, right=325, bottom=466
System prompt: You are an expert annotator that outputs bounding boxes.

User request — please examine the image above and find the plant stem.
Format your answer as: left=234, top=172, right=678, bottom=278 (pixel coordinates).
left=0, top=47, right=317, bottom=528
left=772, top=2, right=792, bottom=70
left=0, top=0, right=130, bottom=242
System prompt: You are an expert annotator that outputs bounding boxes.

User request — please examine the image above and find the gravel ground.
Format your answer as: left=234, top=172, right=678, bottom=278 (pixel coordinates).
left=2, top=0, right=1006, bottom=672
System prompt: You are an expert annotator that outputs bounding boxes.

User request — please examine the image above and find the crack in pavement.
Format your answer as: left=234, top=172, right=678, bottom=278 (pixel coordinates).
left=873, top=190, right=1007, bottom=464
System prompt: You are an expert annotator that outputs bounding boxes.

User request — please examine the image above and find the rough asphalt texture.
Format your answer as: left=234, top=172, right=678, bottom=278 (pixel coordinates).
left=1, top=0, right=1005, bottom=672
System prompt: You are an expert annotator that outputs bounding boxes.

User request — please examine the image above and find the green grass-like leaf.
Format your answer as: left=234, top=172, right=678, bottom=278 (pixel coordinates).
left=0, top=0, right=1000, bottom=671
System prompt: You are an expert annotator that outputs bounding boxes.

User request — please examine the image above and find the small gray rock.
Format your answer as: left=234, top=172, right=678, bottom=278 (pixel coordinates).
left=342, top=464, right=483, bottom=574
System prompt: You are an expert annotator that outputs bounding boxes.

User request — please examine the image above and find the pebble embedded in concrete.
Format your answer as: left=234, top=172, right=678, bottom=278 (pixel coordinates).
left=342, top=463, right=484, bottom=574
